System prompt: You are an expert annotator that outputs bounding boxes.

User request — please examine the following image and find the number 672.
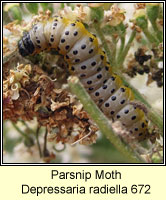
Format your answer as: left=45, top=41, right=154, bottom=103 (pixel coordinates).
left=131, top=184, right=151, bottom=194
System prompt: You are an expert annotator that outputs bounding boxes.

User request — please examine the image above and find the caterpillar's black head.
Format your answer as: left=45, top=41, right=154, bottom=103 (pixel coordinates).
left=18, top=32, right=35, bottom=57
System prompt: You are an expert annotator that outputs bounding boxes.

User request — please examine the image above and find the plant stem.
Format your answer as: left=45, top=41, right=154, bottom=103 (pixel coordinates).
left=147, top=109, right=163, bottom=133
left=12, top=122, right=35, bottom=147
left=117, top=36, right=125, bottom=62
left=94, top=26, right=163, bottom=134
left=142, top=27, right=159, bottom=44
left=68, top=76, right=146, bottom=163
left=3, top=48, right=18, bottom=64
left=43, top=128, right=48, bottom=157
left=20, top=120, right=35, bottom=134
left=12, top=122, right=30, bottom=139
left=151, top=21, right=163, bottom=42
left=53, top=144, right=66, bottom=152
left=112, top=36, right=117, bottom=66
left=94, top=23, right=115, bottom=66
left=117, top=30, right=136, bottom=67
left=36, top=126, right=42, bottom=158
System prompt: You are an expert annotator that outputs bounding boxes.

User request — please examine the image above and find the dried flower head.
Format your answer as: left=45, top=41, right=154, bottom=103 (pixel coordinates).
left=4, top=21, right=23, bottom=36
left=3, top=62, right=98, bottom=146
left=88, top=3, right=104, bottom=8
left=3, top=64, right=32, bottom=100
left=146, top=3, right=160, bottom=6
left=133, top=8, right=146, bottom=20
left=58, top=4, right=91, bottom=24
left=104, top=4, right=125, bottom=26
left=135, top=3, right=146, bottom=10
left=4, top=3, right=19, bottom=12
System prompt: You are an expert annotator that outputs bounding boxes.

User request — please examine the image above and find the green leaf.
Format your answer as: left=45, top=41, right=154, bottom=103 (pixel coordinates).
left=47, top=6, right=53, bottom=13
left=102, top=25, right=117, bottom=35
left=140, top=38, right=148, bottom=45
left=103, top=3, right=113, bottom=10
left=83, top=23, right=89, bottom=30
left=158, top=4, right=163, bottom=19
left=24, top=137, right=34, bottom=147
left=91, top=136, right=128, bottom=163
left=4, top=137, right=21, bottom=153
left=25, top=3, right=39, bottom=14
left=61, top=3, right=65, bottom=9
left=9, top=6, right=22, bottom=21
left=90, top=7, right=104, bottom=22
left=136, top=16, right=148, bottom=29
left=40, top=3, right=49, bottom=11
left=146, top=4, right=159, bottom=22
left=117, top=22, right=126, bottom=36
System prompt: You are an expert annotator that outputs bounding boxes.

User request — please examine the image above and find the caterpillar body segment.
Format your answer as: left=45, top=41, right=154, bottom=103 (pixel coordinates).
left=18, top=16, right=150, bottom=141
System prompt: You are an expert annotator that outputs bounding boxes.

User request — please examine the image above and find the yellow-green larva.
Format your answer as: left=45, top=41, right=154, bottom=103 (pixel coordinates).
left=18, top=16, right=149, bottom=141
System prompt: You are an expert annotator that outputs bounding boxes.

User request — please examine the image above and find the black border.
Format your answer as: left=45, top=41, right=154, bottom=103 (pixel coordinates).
left=1, top=1, right=165, bottom=166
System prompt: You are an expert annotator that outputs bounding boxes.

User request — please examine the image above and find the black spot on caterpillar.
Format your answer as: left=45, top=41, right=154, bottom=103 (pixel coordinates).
left=18, top=16, right=150, bottom=142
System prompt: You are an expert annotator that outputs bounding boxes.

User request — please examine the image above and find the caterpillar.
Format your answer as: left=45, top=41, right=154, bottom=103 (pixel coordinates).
left=18, top=16, right=150, bottom=141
